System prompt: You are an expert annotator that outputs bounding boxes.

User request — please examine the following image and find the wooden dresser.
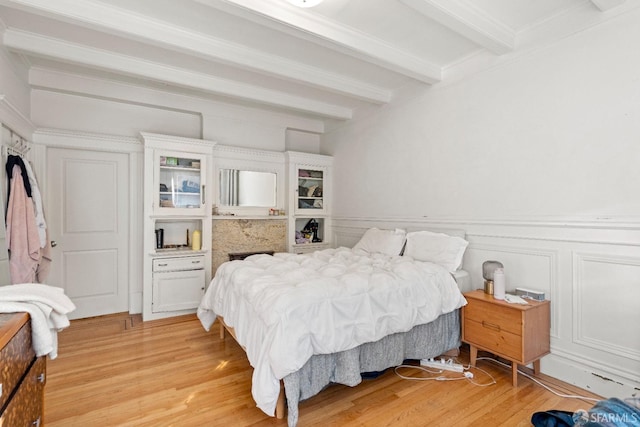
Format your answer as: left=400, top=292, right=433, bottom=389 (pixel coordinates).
left=462, top=289, right=550, bottom=386
left=0, top=312, right=46, bottom=426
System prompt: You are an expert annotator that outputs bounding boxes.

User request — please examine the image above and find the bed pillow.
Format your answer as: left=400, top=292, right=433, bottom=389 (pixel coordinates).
left=352, top=228, right=406, bottom=256
left=404, top=230, right=469, bottom=272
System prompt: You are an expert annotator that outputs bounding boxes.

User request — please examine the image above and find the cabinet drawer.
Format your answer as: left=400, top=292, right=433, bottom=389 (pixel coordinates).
left=153, top=255, right=205, bottom=272
left=464, top=318, right=522, bottom=362
left=0, top=356, right=45, bottom=427
left=0, top=321, right=35, bottom=410
left=463, top=299, right=522, bottom=336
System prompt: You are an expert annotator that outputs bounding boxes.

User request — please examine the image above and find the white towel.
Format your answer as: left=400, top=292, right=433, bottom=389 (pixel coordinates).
left=0, top=283, right=76, bottom=359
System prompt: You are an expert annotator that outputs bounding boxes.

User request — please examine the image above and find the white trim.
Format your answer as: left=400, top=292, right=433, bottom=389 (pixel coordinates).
left=33, top=128, right=141, bottom=152
left=544, top=348, right=639, bottom=397
left=0, top=95, right=35, bottom=140
left=333, top=214, right=640, bottom=230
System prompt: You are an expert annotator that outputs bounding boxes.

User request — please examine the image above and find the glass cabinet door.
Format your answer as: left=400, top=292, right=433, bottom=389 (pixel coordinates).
left=155, top=152, right=206, bottom=214
left=295, top=166, right=326, bottom=214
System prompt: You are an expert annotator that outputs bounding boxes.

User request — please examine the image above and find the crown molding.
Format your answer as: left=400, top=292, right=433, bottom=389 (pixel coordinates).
left=140, top=131, right=216, bottom=150
left=3, top=29, right=353, bottom=120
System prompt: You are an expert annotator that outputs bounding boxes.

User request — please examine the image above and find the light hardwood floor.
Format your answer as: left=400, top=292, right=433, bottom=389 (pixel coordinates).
left=44, top=313, right=599, bottom=426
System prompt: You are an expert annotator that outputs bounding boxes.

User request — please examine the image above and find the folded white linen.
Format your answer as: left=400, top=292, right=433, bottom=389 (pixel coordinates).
left=0, top=283, right=76, bottom=359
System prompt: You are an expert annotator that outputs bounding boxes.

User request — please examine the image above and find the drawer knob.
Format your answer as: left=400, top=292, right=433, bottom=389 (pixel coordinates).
left=482, top=320, right=501, bottom=332
left=33, top=417, right=41, bottom=427
left=37, top=372, right=46, bottom=383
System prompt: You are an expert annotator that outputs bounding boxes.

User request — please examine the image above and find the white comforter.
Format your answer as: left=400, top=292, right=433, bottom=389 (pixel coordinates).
left=197, top=247, right=466, bottom=416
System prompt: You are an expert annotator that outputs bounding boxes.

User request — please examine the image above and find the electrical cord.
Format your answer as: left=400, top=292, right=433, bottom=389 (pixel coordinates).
left=475, top=356, right=601, bottom=403
left=394, top=362, right=497, bottom=387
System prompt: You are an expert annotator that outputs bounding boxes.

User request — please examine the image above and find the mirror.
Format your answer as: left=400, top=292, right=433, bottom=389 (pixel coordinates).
left=219, top=169, right=277, bottom=207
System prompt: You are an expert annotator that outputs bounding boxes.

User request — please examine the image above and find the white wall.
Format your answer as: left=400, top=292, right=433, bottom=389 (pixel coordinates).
left=325, top=9, right=640, bottom=220
left=31, top=90, right=203, bottom=139
left=324, top=8, right=640, bottom=398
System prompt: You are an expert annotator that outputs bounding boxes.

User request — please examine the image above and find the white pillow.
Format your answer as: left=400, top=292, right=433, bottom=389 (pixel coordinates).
left=352, top=228, right=406, bottom=256
left=404, top=230, right=468, bottom=272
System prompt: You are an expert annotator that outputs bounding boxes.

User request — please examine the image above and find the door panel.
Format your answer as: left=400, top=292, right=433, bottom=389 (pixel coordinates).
left=47, top=148, right=129, bottom=319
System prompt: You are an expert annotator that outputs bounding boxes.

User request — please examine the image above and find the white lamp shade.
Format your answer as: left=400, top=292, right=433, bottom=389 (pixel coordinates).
left=286, top=0, right=324, bottom=7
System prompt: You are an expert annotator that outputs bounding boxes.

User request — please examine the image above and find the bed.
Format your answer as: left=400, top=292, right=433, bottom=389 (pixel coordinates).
left=197, top=228, right=470, bottom=426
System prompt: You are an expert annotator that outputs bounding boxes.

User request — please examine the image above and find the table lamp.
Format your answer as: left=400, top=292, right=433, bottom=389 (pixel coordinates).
left=482, top=260, right=503, bottom=295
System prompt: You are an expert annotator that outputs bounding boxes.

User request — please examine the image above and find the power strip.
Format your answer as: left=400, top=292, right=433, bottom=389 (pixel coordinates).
left=420, top=358, right=464, bottom=373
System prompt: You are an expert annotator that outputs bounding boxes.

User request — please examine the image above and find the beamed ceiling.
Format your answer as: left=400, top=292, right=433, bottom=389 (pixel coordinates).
left=0, top=0, right=636, bottom=127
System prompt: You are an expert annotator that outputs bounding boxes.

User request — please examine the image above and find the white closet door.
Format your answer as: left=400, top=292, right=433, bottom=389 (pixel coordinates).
left=46, top=148, right=129, bottom=319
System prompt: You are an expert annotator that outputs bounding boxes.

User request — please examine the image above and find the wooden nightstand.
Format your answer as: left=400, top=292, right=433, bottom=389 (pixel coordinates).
left=462, top=289, right=550, bottom=386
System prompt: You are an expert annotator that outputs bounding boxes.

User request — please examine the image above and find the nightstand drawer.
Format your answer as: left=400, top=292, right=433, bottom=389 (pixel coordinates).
left=464, top=318, right=522, bottom=361
left=463, top=298, right=522, bottom=336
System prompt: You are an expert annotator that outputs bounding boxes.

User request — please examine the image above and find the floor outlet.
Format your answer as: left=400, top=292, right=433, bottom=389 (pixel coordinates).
left=420, top=358, right=464, bottom=372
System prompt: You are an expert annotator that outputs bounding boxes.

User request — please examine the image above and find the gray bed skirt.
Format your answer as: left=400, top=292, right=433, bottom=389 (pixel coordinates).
left=282, top=309, right=461, bottom=426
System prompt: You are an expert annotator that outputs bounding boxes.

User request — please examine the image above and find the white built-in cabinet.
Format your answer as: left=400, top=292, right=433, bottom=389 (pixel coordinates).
left=286, top=152, right=333, bottom=254
left=141, top=132, right=214, bottom=321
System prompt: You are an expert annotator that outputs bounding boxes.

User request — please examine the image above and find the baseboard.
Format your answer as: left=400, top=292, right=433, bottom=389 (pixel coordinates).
left=542, top=352, right=639, bottom=398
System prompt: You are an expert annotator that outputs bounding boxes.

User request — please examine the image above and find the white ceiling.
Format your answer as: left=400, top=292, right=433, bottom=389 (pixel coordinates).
left=0, top=0, right=636, bottom=126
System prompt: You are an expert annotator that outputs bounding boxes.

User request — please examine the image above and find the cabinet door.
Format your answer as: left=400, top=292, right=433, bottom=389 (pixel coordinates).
left=152, top=269, right=205, bottom=313
left=154, top=150, right=207, bottom=215
left=295, top=165, right=327, bottom=215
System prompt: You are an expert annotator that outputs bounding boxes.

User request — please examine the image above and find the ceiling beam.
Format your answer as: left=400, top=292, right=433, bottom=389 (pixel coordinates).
left=199, top=0, right=442, bottom=84
left=0, top=0, right=390, bottom=104
left=2, top=29, right=353, bottom=120
left=27, top=67, right=326, bottom=134
left=400, top=0, right=515, bottom=55
left=590, top=0, right=626, bottom=12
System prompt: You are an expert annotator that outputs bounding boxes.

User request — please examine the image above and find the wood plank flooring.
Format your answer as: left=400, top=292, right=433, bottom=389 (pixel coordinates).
left=44, top=313, right=600, bottom=426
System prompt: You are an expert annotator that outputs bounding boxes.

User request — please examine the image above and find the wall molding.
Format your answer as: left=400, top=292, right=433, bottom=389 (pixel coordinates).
left=573, top=251, right=640, bottom=361
left=333, top=215, right=640, bottom=246
left=333, top=215, right=640, bottom=230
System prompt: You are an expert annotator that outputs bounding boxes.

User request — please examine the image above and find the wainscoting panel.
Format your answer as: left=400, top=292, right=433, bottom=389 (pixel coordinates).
left=332, top=216, right=640, bottom=398
left=573, top=252, right=640, bottom=360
